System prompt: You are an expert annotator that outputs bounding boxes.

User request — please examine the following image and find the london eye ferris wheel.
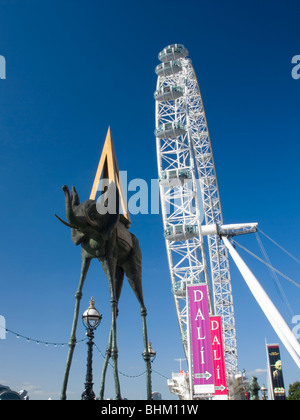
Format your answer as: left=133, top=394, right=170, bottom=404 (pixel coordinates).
left=154, top=44, right=257, bottom=383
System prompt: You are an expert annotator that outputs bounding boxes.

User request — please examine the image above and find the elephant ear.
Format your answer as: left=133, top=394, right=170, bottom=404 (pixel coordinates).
left=71, top=228, right=87, bottom=245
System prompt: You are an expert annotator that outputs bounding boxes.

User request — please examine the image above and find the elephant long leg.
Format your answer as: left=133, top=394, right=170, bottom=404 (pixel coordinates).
left=99, top=327, right=112, bottom=400
left=99, top=266, right=124, bottom=400
left=110, top=301, right=121, bottom=400
left=123, top=237, right=153, bottom=400
left=60, top=257, right=91, bottom=400
left=102, top=258, right=122, bottom=400
left=141, top=308, right=153, bottom=401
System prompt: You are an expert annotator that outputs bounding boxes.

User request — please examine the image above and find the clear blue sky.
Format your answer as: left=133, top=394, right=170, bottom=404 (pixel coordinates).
left=0, top=0, right=299, bottom=400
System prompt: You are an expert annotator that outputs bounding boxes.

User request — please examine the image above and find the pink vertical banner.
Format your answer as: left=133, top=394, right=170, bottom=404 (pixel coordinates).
left=188, top=284, right=215, bottom=395
left=210, top=316, right=228, bottom=398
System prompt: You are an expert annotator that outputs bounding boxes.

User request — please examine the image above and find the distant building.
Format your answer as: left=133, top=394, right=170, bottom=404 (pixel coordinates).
left=0, top=384, right=29, bottom=400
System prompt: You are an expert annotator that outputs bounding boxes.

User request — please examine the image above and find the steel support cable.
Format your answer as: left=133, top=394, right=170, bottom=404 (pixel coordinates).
left=255, top=232, right=294, bottom=317
left=231, top=239, right=300, bottom=290
left=257, top=228, right=300, bottom=265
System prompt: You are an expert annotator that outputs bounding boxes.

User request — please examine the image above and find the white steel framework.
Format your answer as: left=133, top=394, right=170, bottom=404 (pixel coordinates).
left=155, top=44, right=238, bottom=380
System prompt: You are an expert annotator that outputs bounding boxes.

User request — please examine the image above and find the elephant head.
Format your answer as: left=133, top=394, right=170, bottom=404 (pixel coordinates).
left=55, top=184, right=120, bottom=245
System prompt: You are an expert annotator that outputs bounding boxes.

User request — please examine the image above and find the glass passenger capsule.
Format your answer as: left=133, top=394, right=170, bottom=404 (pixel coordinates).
left=155, top=121, right=186, bottom=139
left=173, top=279, right=202, bottom=297
left=158, top=44, right=188, bottom=62
left=159, top=168, right=192, bottom=186
left=155, top=60, right=182, bottom=77
left=164, top=224, right=199, bottom=241
left=154, top=85, right=184, bottom=102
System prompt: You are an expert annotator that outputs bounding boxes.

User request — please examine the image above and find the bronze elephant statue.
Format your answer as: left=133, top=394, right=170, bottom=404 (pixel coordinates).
left=56, top=184, right=152, bottom=400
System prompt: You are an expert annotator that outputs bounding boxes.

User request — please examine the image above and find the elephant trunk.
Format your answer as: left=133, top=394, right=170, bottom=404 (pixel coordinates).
left=63, top=185, right=86, bottom=229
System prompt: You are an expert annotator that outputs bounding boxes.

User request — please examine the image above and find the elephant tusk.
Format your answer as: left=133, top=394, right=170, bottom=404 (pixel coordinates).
left=84, top=209, right=98, bottom=227
left=55, top=214, right=78, bottom=229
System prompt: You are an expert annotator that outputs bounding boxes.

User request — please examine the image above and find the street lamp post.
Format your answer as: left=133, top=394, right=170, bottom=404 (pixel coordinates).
left=143, top=341, right=156, bottom=399
left=81, top=297, right=102, bottom=401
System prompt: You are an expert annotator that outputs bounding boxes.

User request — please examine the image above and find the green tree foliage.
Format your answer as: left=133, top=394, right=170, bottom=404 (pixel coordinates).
left=287, top=382, right=300, bottom=400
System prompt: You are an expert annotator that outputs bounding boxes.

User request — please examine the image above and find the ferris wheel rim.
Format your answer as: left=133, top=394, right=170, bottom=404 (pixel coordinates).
left=155, top=44, right=238, bottom=378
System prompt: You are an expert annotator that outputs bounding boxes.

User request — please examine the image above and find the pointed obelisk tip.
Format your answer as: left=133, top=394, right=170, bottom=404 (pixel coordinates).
left=105, top=126, right=113, bottom=145
left=89, top=128, right=131, bottom=228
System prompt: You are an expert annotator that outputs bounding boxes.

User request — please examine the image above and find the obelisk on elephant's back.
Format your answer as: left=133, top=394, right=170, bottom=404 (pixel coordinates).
left=90, top=126, right=131, bottom=228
